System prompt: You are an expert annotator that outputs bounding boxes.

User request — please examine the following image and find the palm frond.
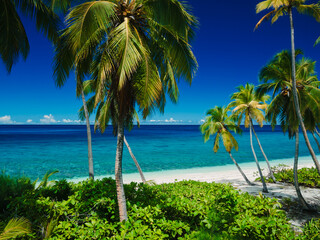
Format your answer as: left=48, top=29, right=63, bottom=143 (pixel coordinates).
left=0, top=0, right=29, bottom=72
left=0, top=218, right=31, bottom=240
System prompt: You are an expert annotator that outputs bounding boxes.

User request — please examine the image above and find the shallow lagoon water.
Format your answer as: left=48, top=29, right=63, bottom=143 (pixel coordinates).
left=0, top=125, right=319, bottom=180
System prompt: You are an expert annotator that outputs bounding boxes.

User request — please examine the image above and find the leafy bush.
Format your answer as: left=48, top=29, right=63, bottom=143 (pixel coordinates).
left=260, top=166, right=320, bottom=188
left=298, top=218, right=320, bottom=240
left=0, top=172, right=34, bottom=214
left=1, top=175, right=306, bottom=239
left=38, top=179, right=74, bottom=201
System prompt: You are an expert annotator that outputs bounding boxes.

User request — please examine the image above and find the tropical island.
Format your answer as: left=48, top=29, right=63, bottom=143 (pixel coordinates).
left=1, top=0, right=320, bottom=239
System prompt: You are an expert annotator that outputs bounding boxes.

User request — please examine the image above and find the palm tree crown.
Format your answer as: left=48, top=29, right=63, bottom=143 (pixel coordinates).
left=201, top=106, right=241, bottom=153
left=229, top=83, right=269, bottom=128
left=258, top=50, right=320, bottom=137
left=255, top=0, right=320, bottom=30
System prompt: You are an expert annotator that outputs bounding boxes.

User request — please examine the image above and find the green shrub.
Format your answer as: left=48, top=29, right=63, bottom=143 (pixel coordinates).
left=38, top=179, right=74, bottom=201
left=0, top=172, right=34, bottom=214
left=2, top=176, right=301, bottom=239
left=257, top=166, right=320, bottom=188
left=299, top=218, right=320, bottom=240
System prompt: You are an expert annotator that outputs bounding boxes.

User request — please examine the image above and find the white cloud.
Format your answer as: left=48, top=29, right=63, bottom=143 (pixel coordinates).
left=200, top=119, right=205, bottom=123
left=0, top=115, right=14, bottom=124
left=62, top=119, right=82, bottom=124
left=27, top=119, right=33, bottom=123
left=40, top=114, right=56, bottom=124
left=148, top=118, right=183, bottom=124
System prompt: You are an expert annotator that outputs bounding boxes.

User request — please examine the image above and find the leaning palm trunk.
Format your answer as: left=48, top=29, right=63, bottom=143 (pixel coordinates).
left=228, top=152, right=254, bottom=185
left=115, top=121, right=128, bottom=222
left=250, top=123, right=268, bottom=192
left=251, top=121, right=276, bottom=182
left=315, top=128, right=320, bottom=138
left=81, top=90, right=94, bottom=180
left=294, top=131, right=310, bottom=210
left=311, top=131, right=320, bottom=152
left=289, top=8, right=320, bottom=176
left=124, top=136, right=146, bottom=183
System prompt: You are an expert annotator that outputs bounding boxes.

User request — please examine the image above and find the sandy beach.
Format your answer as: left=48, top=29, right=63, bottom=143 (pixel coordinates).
left=70, top=155, right=317, bottom=185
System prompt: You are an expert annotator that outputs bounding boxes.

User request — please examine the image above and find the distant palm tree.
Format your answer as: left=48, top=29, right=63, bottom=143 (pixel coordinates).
left=55, top=0, right=198, bottom=221
left=0, top=0, right=68, bottom=72
left=255, top=0, right=320, bottom=177
left=258, top=50, right=320, bottom=209
left=201, top=106, right=254, bottom=185
left=229, top=83, right=271, bottom=193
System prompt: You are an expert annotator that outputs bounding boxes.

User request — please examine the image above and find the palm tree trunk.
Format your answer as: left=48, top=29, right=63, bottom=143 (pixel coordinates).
left=115, top=121, right=128, bottom=222
left=228, top=152, right=255, bottom=186
left=289, top=8, right=320, bottom=175
left=311, top=131, right=320, bottom=152
left=315, top=128, right=320, bottom=138
left=81, top=90, right=94, bottom=180
left=124, top=136, right=146, bottom=183
left=294, top=130, right=310, bottom=210
left=251, top=121, right=276, bottom=183
left=250, top=123, right=268, bottom=192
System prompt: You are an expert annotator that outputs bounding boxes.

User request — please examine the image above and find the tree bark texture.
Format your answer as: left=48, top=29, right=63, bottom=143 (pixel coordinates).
left=81, top=90, right=94, bottom=180
left=250, top=123, right=268, bottom=192
left=251, top=121, right=276, bottom=182
left=294, top=130, right=310, bottom=210
left=311, top=131, right=320, bottom=152
left=228, top=152, right=255, bottom=186
left=124, top=136, right=146, bottom=183
left=115, top=122, right=128, bottom=222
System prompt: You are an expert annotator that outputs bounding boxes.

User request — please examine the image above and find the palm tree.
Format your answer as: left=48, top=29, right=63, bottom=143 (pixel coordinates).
left=54, top=0, right=198, bottom=222
left=255, top=0, right=320, bottom=176
left=0, top=217, right=31, bottom=240
left=200, top=106, right=254, bottom=185
left=258, top=50, right=320, bottom=209
left=258, top=50, right=320, bottom=172
left=0, top=0, right=67, bottom=73
left=229, top=83, right=271, bottom=192
left=80, top=80, right=146, bottom=183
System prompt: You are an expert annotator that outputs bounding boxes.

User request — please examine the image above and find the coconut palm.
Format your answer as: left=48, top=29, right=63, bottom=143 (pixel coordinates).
left=229, top=83, right=271, bottom=192
left=255, top=0, right=320, bottom=177
left=200, top=106, right=254, bottom=185
left=54, top=0, right=198, bottom=221
left=79, top=80, right=146, bottom=183
left=258, top=50, right=320, bottom=209
left=258, top=50, right=320, bottom=171
left=0, top=0, right=68, bottom=73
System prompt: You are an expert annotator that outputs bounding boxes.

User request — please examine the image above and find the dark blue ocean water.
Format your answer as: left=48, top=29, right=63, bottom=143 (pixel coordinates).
left=0, top=125, right=319, bottom=180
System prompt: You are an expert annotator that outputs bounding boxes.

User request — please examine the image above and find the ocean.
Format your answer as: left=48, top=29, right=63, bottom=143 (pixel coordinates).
left=0, top=125, right=319, bottom=181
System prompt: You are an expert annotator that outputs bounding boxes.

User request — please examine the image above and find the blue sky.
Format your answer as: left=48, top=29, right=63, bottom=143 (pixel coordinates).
left=1, top=0, right=320, bottom=124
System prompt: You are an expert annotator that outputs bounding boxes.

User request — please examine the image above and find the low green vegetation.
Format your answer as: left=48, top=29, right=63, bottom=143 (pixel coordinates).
left=1, top=172, right=319, bottom=240
left=258, top=166, right=320, bottom=188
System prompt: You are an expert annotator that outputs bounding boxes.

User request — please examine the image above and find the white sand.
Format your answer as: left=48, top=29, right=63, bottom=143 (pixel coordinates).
left=69, top=155, right=317, bottom=185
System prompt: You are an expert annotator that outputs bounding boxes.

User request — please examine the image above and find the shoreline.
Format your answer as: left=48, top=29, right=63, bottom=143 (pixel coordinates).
left=68, top=155, right=318, bottom=185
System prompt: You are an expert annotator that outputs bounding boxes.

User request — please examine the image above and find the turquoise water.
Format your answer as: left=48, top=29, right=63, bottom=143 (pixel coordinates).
left=0, top=125, right=319, bottom=180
